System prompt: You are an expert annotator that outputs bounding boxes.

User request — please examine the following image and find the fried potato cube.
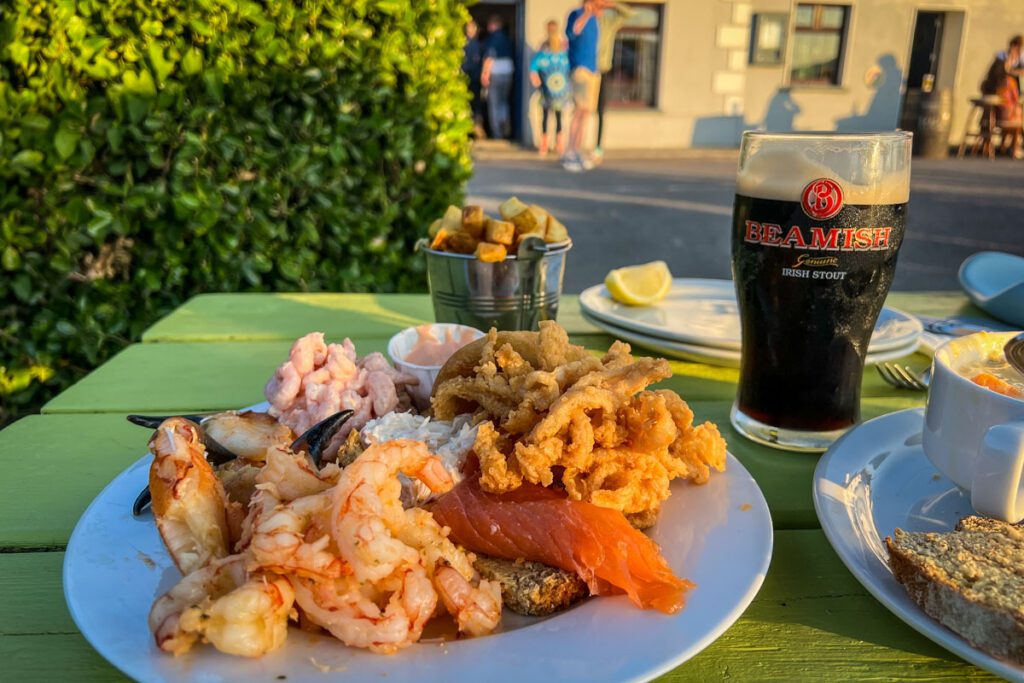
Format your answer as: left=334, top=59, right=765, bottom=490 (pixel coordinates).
left=447, top=231, right=479, bottom=254
left=475, top=242, right=508, bottom=262
left=499, top=196, right=530, bottom=221
left=442, top=205, right=463, bottom=233
left=545, top=215, right=569, bottom=243
left=485, top=219, right=515, bottom=246
left=430, top=228, right=449, bottom=251
left=462, top=205, right=485, bottom=238
left=428, top=218, right=443, bottom=238
left=526, top=204, right=550, bottom=230
left=514, top=230, right=546, bottom=250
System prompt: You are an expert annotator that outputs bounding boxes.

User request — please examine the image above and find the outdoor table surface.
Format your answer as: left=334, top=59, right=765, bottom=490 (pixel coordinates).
left=1, top=291, right=1004, bottom=681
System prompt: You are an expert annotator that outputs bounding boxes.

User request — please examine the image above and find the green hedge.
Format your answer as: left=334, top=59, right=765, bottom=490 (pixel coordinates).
left=0, top=0, right=473, bottom=424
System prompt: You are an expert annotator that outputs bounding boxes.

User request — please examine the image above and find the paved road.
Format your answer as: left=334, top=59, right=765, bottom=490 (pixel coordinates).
left=467, top=154, right=1024, bottom=293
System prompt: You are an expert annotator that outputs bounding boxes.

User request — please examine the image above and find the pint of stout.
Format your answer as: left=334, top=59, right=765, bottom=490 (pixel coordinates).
left=730, top=132, right=912, bottom=452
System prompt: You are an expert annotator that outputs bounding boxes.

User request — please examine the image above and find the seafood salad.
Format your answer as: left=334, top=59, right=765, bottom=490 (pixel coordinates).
left=264, top=332, right=419, bottom=457
left=136, top=325, right=729, bottom=661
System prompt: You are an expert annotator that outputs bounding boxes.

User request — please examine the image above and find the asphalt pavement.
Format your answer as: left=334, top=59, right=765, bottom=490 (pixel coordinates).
left=467, top=152, right=1024, bottom=293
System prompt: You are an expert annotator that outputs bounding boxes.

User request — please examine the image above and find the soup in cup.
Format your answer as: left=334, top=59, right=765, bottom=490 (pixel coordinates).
left=924, top=331, right=1024, bottom=522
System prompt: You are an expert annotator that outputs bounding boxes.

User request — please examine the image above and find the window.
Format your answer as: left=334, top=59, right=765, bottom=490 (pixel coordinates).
left=790, top=4, right=849, bottom=85
left=750, top=13, right=788, bottom=65
left=607, top=4, right=663, bottom=108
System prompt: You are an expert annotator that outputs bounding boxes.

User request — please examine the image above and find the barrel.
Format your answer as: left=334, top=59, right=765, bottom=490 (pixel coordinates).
left=899, top=89, right=921, bottom=134
left=914, top=88, right=953, bottom=158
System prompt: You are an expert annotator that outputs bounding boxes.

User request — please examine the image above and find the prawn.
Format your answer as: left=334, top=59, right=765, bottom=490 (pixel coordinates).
left=396, top=507, right=503, bottom=637
left=149, top=555, right=295, bottom=657
left=247, top=490, right=347, bottom=580
left=291, top=568, right=436, bottom=654
left=255, top=445, right=340, bottom=502
left=148, top=418, right=231, bottom=575
left=331, top=440, right=453, bottom=584
left=435, top=566, right=503, bottom=637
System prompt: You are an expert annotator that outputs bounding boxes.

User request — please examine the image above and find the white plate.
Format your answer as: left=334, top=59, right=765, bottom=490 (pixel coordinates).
left=813, top=408, right=1024, bottom=682
left=582, top=309, right=920, bottom=368
left=64, top=414, right=773, bottom=683
left=580, top=278, right=923, bottom=353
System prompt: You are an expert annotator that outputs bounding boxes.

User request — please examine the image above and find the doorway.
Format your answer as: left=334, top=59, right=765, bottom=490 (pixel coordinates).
left=470, top=2, right=525, bottom=141
left=901, top=10, right=962, bottom=132
left=900, top=10, right=965, bottom=126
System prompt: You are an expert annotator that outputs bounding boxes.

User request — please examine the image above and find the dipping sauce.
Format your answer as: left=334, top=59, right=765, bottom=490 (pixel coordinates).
left=960, top=351, right=1024, bottom=398
left=404, top=324, right=478, bottom=366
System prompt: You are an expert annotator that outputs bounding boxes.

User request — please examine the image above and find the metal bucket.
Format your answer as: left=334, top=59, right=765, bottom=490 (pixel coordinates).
left=423, top=239, right=571, bottom=331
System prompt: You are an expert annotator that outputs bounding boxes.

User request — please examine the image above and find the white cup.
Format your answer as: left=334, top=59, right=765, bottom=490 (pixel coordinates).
left=387, top=323, right=484, bottom=411
left=923, top=331, right=1024, bottom=522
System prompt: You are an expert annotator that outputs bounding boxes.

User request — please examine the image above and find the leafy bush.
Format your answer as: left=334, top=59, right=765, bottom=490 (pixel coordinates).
left=0, top=0, right=473, bottom=424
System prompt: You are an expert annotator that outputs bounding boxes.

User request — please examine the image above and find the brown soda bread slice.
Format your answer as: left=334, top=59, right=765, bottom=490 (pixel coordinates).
left=885, top=517, right=1024, bottom=663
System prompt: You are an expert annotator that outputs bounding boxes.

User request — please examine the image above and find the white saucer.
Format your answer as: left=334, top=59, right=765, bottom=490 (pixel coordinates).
left=813, top=408, right=1024, bottom=682
left=582, top=309, right=920, bottom=368
left=580, top=278, right=923, bottom=352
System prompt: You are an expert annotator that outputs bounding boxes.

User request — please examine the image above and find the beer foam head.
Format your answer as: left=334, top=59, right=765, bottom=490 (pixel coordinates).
left=736, top=135, right=911, bottom=204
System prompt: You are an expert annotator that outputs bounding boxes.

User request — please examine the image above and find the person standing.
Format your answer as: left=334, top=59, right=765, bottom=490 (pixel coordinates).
left=593, top=1, right=635, bottom=162
left=530, top=21, right=571, bottom=157
left=462, top=20, right=486, bottom=139
left=481, top=15, right=515, bottom=140
left=564, top=0, right=601, bottom=172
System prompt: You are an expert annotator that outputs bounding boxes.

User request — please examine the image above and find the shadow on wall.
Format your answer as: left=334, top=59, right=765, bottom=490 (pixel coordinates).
left=690, top=53, right=904, bottom=146
left=834, top=54, right=903, bottom=131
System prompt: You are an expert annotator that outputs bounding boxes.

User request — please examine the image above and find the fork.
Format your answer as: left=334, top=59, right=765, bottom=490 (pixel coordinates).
left=876, top=362, right=932, bottom=391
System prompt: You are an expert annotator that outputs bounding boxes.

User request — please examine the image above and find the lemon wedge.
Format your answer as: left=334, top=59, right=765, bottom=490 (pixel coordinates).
left=604, top=261, right=672, bottom=306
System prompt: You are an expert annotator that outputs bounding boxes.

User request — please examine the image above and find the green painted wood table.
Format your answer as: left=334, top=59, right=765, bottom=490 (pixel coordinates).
left=1, top=292, right=1004, bottom=681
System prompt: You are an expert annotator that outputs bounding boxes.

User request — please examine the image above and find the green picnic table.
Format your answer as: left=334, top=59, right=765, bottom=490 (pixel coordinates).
left=0, top=291, right=1003, bottom=681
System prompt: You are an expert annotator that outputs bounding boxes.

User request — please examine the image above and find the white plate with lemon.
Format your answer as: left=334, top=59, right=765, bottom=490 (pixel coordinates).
left=585, top=264, right=922, bottom=354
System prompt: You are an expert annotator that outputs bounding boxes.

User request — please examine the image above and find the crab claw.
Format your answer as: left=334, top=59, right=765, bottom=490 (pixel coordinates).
left=290, top=410, right=354, bottom=467
left=131, top=410, right=353, bottom=516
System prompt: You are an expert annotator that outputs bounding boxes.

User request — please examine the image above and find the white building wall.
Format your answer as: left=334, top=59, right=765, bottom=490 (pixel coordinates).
left=520, top=0, right=1024, bottom=149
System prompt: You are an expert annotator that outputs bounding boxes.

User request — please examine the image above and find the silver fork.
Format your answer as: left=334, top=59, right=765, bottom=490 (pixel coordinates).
left=876, top=362, right=932, bottom=391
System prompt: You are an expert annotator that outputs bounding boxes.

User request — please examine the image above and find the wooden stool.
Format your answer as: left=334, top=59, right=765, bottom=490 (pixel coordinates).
left=958, top=96, right=1004, bottom=159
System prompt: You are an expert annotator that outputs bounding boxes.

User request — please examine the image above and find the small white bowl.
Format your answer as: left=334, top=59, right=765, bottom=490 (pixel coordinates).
left=387, top=323, right=485, bottom=410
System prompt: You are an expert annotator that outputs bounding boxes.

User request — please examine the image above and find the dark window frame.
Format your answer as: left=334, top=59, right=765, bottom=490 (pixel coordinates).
left=789, top=4, right=850, bottom=86
left=749, top=13, right=788, bottom=66
left=607, top=3, right=664, bottom=109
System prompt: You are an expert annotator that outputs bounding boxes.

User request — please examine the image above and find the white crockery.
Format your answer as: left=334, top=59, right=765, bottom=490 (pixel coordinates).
left=579, top=278, right=923, bottom=353
left=387, top=323, right=484, bottom=410
left=65, top=403, right=773, bottom=683
left=581, top=309, right=921, bottom=369
left=923, top=331, right=1024, bottom=522
left=814, top=408, right=1024, bottom=681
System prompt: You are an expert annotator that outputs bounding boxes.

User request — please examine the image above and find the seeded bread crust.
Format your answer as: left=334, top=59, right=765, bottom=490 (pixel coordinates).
left=475, top=556, right=588, bottom=616
left=886, top=520, right=1024, bottom=664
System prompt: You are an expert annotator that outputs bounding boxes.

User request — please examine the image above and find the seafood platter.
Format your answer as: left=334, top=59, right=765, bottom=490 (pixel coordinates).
left=64, top=322, right=773, bottom=682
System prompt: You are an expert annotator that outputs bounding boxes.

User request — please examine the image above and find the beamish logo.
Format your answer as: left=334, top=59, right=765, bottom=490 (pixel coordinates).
left=801, top=178, right=843, bottom=220
left=743, top=222, right=893, bottom=251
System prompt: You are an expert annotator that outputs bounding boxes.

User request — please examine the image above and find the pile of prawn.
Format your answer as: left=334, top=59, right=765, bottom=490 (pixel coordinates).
left=146, top=417, right=501, bottom=658
left=264, top=332, right=419, bottom=459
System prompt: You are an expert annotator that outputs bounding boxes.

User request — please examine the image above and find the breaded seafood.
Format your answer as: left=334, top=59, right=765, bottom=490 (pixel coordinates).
left=431, top=322, right=727, bottom=517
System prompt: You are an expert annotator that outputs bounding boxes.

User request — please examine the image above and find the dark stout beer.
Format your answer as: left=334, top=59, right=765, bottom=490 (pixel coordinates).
left=730, top=133, right=911, bottom=451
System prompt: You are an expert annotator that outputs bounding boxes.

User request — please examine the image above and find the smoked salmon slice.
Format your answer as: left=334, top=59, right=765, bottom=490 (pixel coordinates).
left=431, top=474, right=693, bottom=614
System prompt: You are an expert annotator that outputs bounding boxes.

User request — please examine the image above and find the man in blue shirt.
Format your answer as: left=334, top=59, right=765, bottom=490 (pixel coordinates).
left=564, top=0, right=601, bottom=171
